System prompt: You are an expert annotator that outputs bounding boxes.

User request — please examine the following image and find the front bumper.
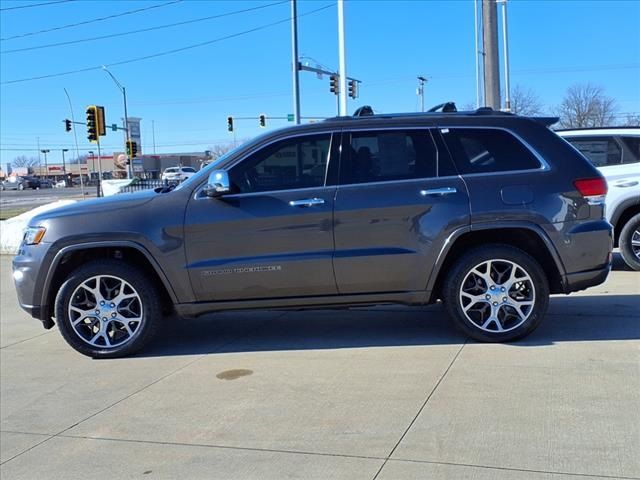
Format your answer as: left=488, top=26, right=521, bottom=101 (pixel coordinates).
left=12, top=241, right=54, bottom=327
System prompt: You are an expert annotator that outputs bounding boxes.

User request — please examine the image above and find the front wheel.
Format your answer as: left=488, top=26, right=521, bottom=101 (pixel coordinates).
left=55, top=260, right=161, bottom=358
left=443, top=245, right=549, bottom=342
left=619, top=213, right=640, bottom=271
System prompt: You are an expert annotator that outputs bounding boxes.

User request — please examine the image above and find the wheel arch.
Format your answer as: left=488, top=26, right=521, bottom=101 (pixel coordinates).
left=610, top=199, right=640, bottom=246
left=42, top=241, right=177, bottom=320
left=427, top=223, right=566, bottom=302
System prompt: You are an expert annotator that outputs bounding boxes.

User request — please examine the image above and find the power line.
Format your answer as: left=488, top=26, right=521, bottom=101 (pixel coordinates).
left=0, top=3, right=334, bottom=85
left=1, top=0, right=288, bottom=53
left=1, top=1, right=182, bottom=41
left=0, top=0, right=74, bottom=12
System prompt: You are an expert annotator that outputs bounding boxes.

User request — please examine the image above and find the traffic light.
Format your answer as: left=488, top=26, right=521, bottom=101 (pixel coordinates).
left=348, top=79, right=358, bottom=99
left=86, top=106, right=98, bottom=142
left=126, top=140, right=138, bottom=158
left=64, top=119, right=72, bottom=132
left=227, top=116, right=234, bottom=132
left=259, top=114, right=266, bottom=128
left=329, top=74, right=339, bottom=95
left=96, top=106, right=106, bottom=137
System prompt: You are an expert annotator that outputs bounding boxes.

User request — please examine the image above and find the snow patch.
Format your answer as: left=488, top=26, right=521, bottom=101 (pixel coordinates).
left=0, top=201, right=77, bottom=255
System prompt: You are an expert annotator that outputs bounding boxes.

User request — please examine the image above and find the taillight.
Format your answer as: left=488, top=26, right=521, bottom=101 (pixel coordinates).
left=574, top=177, right=607, bottom=205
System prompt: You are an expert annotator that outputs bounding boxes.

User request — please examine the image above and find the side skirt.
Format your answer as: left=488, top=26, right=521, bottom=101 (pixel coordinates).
left=174, top=291, right=432, bottom=319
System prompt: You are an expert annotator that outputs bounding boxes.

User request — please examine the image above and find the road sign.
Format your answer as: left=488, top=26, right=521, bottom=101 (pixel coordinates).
left=111, top=124, right=118, bottom=132
left=287, top=114, right=294, bottom=122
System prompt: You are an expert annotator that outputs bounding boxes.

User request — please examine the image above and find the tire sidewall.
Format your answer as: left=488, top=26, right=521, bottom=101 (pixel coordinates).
left=619, top=213, right=640, bottom=271
left=55, top=260, right=161, bottom=358
left=443, top=245, right=550, bottom=342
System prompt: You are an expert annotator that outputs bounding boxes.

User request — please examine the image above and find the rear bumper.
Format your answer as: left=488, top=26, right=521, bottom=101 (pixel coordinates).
left=563, top=263, right=611, bottom=294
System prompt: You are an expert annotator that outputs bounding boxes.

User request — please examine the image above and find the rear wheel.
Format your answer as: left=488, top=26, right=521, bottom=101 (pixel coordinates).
left=619, top=213, right=640, bottom=271
left=55, top=260, right=161, bottom=358
left=443, top=245, right=549, bottom=342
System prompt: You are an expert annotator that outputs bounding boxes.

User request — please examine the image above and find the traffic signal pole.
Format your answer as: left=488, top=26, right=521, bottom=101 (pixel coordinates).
left=337, top=0, right=348, bottom=116
left=290, top=0, right=301, bottom=125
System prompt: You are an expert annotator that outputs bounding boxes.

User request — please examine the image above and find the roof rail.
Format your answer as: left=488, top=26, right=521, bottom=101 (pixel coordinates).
left=353, top=105, right=374, bottom=117
left=427, top=102, right=457, bottom=113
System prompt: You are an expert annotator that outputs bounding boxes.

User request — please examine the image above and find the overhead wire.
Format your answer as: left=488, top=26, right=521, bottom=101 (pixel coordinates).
left=0, top=3, right=335, bottom=85
left=0, top=0, right=74, bottom=12
left=1, top=0, right=182, bottom=41
left=1, top=0, right=288, bottom=53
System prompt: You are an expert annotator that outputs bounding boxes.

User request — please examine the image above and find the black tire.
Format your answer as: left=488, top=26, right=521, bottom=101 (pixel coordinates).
left=55, top=259, right=162, bottom=358
left=619, top=213, right=640, bottom=271
left=443, top=244, right=549, bottom=342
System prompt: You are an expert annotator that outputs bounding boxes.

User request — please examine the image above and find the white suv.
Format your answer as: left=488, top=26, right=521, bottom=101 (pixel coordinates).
left=558, top=128, right=640, bottom=270
left=161, top=166, right=197, bottom=182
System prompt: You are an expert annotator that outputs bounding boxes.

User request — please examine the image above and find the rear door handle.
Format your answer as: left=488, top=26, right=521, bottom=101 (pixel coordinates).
left=289, top=198, right=325, bottom=207
left=420, top=187, right=457, bottom=196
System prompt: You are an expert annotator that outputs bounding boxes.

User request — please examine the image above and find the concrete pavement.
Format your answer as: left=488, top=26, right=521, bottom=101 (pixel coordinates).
left=0, top=254, right=638, bottom=479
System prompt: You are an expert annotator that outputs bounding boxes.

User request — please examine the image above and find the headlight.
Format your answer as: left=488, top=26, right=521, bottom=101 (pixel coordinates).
left=23, top=226, right=46, bottom=245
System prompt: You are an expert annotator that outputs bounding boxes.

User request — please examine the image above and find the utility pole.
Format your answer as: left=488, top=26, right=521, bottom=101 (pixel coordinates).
left=337, top=0, right=348, bottom=116
left=482, top=0, right=501, bottom=109
left=498, top=0, right=511, bottom=112
left=291, top=0, right=301, bottom=124
left=152, top=120, right=157, bottom=154
left=474, top=0, right=482, bottom=108
left=417, top=76, right=427, bottom=112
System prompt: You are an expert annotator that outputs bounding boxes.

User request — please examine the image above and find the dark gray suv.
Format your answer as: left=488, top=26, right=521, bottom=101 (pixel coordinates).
left=12, top=108, right=613, bottom=358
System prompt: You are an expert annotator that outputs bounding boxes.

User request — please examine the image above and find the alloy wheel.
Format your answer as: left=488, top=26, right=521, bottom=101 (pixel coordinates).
left=68, top=275, right=144, bottom=348
left=459, top=259, right=536, bottom=333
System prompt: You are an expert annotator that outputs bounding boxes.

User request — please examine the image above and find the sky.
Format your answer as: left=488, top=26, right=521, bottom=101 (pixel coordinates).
left=0, top=0, right=639, bottom=168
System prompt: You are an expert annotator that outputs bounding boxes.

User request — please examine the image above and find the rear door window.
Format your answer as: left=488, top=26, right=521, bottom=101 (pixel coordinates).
left=340, top=129, right=455, bottom=185
left=441, top=128, right=541, bottom=174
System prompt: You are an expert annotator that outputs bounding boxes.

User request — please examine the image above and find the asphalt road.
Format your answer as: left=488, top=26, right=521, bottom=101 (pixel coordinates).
left=0, top=187, right=97, bottom=210
left=0, top=254, right=638, bottom=480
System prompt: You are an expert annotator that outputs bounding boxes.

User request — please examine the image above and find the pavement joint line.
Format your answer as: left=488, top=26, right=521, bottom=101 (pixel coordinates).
left=6, top=431, right=629, bottom=480
left=50, top=433, right=388, bottom=462
left=371, top=338, right=468, bottom=480
left=387, top=458, right=640, bottom=480
left=0, top=314, right=278, bottom=467
left=0, top=330, right=54, bottom=350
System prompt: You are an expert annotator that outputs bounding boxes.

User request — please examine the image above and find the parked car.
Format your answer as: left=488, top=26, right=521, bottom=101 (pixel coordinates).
left=1, top=176, right=40, bottom=190
left=558, top=127, right=640, bottom=270
left=161, top=166, right=196, bottom=182
left=13, top=105, right=613, bottom=358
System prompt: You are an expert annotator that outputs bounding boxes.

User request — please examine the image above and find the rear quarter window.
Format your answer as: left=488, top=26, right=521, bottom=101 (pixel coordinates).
left=441, top=128, right=541, bottom=174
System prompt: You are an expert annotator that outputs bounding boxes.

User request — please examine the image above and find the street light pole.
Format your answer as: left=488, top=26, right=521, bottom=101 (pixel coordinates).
left=40, top=149, right=50, bottom=178
left=61, top=149, right=68, bottom=174
left=290, top=0, right=301, bottom=125
left=61, top=148, right=68, bottom=186
left=417, top=76, right=427, bottom=112
left=337, top=0, right=348, bottom=116
left=498, top=0, right=511, bottom=112
left=102, top=66, right=132, bottom=179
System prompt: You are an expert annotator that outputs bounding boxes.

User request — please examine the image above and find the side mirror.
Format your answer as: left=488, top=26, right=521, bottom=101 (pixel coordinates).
left=204, top=170, right=231, bottom=197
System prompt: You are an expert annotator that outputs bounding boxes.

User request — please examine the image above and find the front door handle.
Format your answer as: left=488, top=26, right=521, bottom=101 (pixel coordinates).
left=289, top=198, right=325, bottom=207
left=420, top=187, right=457, bottom=196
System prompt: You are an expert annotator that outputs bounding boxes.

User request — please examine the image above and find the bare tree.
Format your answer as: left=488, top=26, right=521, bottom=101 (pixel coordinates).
left=207, top=142, right=236, bottom=160
left=624, top=113, right=640, bottom=127
left=509, top=85, right=544, bottom=116
left=12, top=155, right=40, bottom=168
left=556, top=83, right=617, bottom=128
